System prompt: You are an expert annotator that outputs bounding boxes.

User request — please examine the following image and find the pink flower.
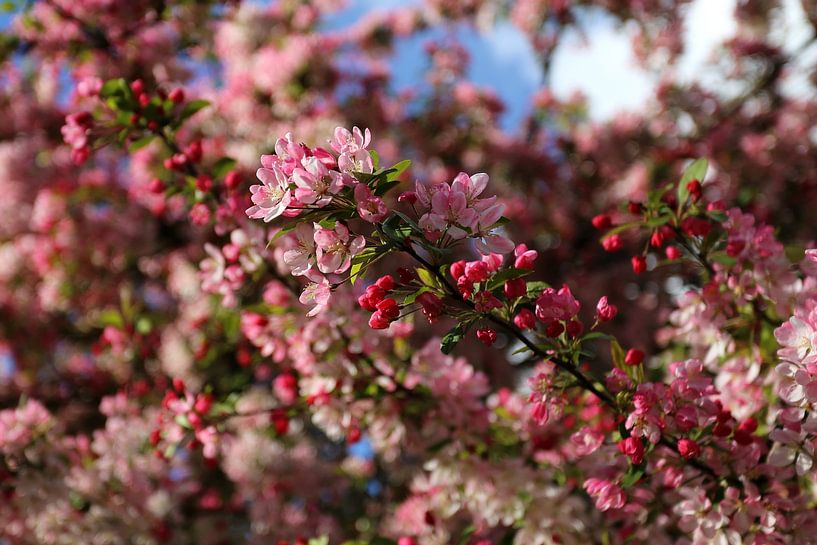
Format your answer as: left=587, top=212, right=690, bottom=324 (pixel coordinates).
left=596, top=296, right=618, bottom=321
left=618, top=436, right=645, bottom=464
left=451, top=171, right=489, bottom=205
left=776, top=316, right=817, bottom=365
left=584, top=478, right=626, bottom=511
left=514, top=244, right=538, bottom=269
left=420, top=185, right=475, bottom=239
left=299, top=272, right=332, bottom=317
left=330, top=126, right=373, bottom=173
left=354, top=183, right=389, bottom=223
left=472, top=201, right=514, bottom=255
left=313, top=222, right=365, bottom=274
left=292, top=156, right=343, bottom=206
left=283, top=223, right=316, bottom=276
left=61, top=112, right=92, bottom=150
left=246, top=163, right=292, bottom=222
left=535, top=285, right=581, bottom=324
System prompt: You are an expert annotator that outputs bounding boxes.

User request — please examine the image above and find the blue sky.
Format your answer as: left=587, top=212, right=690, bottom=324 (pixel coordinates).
left=4, top=0, right=816, bottom=126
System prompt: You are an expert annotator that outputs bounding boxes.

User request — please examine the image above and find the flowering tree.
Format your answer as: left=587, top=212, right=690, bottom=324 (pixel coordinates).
left=3, top=1, right=817, bottom=544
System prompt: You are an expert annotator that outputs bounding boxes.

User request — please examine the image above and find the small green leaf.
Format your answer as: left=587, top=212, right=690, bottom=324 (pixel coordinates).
left=441, top=322, right=468, bottom=354
left=416, top=267, right=442, bottom=289
left=212, top=157, right=237, bottom=179
left=100, top=78, right=128, bottom=99
left=370, top=149, right=380, bottom=169
left=620, top=466, right=645, bottom=488
left=179, top=99, right=210, bottom=122
left=136, top=317, right=152, bottom=334
left=581, top=331, right=612, bottom=342
left=268, top=223, right=298, bottom=245
left=525, top=280, right=549, bottom=298
left=485, top=267, right=531, bottom=292
left=129, top=135, right=154, bottom=151
left=706, top=209, right=728, bottom=223
left=403, top=286, right=431, bottom=305
left=386, top=159, right=411, bottom=181
left=678, top=158, right=708, bottom=204
left=709, top=252, right=736, bottom=267
left=610, top=339, right=626, bottom=369
left=349, top=260, right=365, bottom=285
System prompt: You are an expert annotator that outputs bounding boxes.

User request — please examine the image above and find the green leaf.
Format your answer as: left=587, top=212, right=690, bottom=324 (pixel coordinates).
left=129, top=135, right=154, bottom=152
left=380, top=214, right=409, bottom=243
left=490, top=216, right=511, bottom=229
left=416, top=267, right=442, bottom=290
left=458, top=526, right=477, bottom=545
left=268, top=223, right=298, bottom=245
left=620, top=467, right=645, bottom=488
left=370, top=149, right=379, bottom=169
left=390, top=211, right=423, bottom=234
left=135, top=317, right=152, bottom=335
left=97, top=309, right=124, bottom=328
left=581, top=331, right=612, bottom=342
left=610, top=339, right=626, bottom=369
left=349, top=260, right=365, bottom=285
left=525, top=280, right=549, bottom=298
left=441, top=322, right=468, bottom=354
left=601, top=221, right=641, bottom=238
left=373, top=179, right=401, bottom=197
left=678, top=158, right=708, bottom=204
left=308, top=537, right=329, bottom=545
left=386, top=159, right=411, bottom=181
left=212, top=157, right=237, bottom=179
left=100, top=78, right=128, bottom=99
left=709, top=252, right=736, bottom=267
left=706, top=209, right=728, bottom=223
left=403, top=286, right=431, bottom=305
left=179, top=99, right=210, bottom=122
left=485, top=267, right=531, bottom=292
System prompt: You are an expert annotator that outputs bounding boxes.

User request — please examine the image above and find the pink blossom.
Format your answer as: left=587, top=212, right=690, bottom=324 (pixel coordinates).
left=535, top=285, right=581, bottom=324
left=584, top=478, right=626, bottom=511
left=292, top=156, right=343, bottom=206
left=313, top=222, right=366, bottom=274
left=283, top=223, right=317, bottom=276
left=354, top=183, right=389, bottom=223
left=246, top=163, right=293, bottom=222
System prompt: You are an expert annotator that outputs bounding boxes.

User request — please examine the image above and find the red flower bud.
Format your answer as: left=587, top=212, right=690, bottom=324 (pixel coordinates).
left=677, top=438, right=700, bottom=460
left=168, top=87, right=185, bottom=104
left=513, top=308, right=536, bottom=330
left=665, top=245, right=681, bottom=260
left=504, top=278, right=527, bottom=299
left=450, top=260, right=466, bottom=280
left=545, top=321, right=564, bottom=337
left=148, top=178, right=166, bottom=194
left=686, top=179, right=702, bottom=202
left=224, top=170, right=241, bottom=190
left=376, top=298, right=400, bottom=320
left=196, top=175, right=213, bottom=192
left=592, top=214, right=613, bottom=230
left=375, top=275, right=395, bottom=291
left=596, top=296, right=617, bottom=322
left=618, top=436, right=645, bottom=465
left=398, top=191, right=417, bottom=204
left=631, top=255, right=647, bottom=274
left=565, top=319, right=583, bottom=338
left=476, top=327, right=497, bottom=346
left=624, top=349, right=644, bottom=366
left=602, top=234, right=623, bottom=252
